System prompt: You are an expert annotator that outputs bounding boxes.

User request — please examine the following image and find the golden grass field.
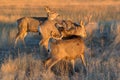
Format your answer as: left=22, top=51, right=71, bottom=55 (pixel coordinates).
left=0, top=0, right=120, bottom=80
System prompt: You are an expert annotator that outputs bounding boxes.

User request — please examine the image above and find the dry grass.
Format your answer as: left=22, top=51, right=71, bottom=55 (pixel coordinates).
left=0, top=0, right=120, bottom=80
left=0, top=0, right=120, bottom=22
left=0, top=54, right=56, bottom=80
left=0, top=50, right=119, bottom=80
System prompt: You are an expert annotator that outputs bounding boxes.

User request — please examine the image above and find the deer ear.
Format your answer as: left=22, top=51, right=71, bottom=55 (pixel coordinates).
left=80, top=20, right=84, bottom=27
left=45, top=6, right=51, bottom=13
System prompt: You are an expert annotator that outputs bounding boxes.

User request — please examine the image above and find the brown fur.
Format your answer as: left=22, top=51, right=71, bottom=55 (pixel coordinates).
left=61, top=20, right=75, bottom=30
left=56, top=21, right=87, bottom=39
left=38, top=7, right=61, bottom=49
left=39, top=20, right=61, bottom=49
left=14, top=17, right=47, bottom=48
left=16, top=17, right=48, bottom=26
left=14, top=7, right=59, bottom=48
left=45, top=38, right=87, bottom=73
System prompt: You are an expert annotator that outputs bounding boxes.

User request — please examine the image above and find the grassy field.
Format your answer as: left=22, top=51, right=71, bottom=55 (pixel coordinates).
left=0, top=0, right=120, bottom=80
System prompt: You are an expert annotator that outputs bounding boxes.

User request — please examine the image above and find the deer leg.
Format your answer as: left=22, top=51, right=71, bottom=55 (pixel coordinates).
left=80, top=54, right=86, bottom=67
left=80, top=54, right=87, bottom=75
left=70, top=59, right=75, bottom=73
left=14, top=32, right=20, bottom=48
left=39, top=38, right=49, bottom=46
left=21, top=32, right=27, bottom=48
left=45, top=57, right=62, bottom=71
left=39, top=39, right=44, bottom=45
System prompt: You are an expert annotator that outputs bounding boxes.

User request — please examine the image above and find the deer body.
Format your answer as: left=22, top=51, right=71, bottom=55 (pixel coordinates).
left=14, top=7, right=59, bottom=48
left=45, top=38, right=86, bottom=73
left=16, top=17, right=48, bottom=27
left=39, top=19, right=61, bottom=49
left=14, top=17, right=48, bottom=48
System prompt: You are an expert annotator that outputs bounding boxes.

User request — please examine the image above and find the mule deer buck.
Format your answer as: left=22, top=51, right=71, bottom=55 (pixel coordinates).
left=45, top=37, right=87, bottom=74
left=55, top=20, right=87, bottom=39
left=54, top=15, right=92, bottom=39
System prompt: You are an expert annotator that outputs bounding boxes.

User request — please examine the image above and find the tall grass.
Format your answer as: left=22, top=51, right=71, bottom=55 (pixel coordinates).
left=0, top=54, right=56, bottom=80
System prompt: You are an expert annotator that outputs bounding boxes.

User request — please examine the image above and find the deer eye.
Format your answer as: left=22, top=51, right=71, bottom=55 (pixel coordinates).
left=79, top=25, right=82, bottom=27
left=48, top=49, right=50, bottom=52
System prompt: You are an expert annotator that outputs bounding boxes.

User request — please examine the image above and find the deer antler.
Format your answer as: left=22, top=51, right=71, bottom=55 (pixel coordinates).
left=84, top=14, right=92, bottom=26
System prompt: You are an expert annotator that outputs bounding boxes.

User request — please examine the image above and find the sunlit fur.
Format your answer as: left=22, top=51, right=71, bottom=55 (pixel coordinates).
left=45, top=38, right=87, bottom=73
left=38, top=7, right=61, bottom=49
left=14, top=7, right=59, bottom=48
left=14, top=16, right=47, bottom=48
left=56, top=20, right=87, bottom=39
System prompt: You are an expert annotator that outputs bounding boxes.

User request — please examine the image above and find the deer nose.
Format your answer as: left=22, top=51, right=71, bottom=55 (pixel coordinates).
left=57, top=14, right=60, bottom=17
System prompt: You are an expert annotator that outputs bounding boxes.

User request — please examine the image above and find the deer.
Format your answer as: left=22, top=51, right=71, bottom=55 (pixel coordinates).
left=14, top=7, right=58, bottom=48
left=44, top=37, right=87, bottom=74
left=38, top=20, right=88, bottom=50
left=39, top=15, right=88, bottom=49
left=40, top=19, right=87, bottom=74
left=14, top=18, right=48, bottom=48
left=38, top=7, right=62, bottom=50
left=55, top=20, right=87, bottom=39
